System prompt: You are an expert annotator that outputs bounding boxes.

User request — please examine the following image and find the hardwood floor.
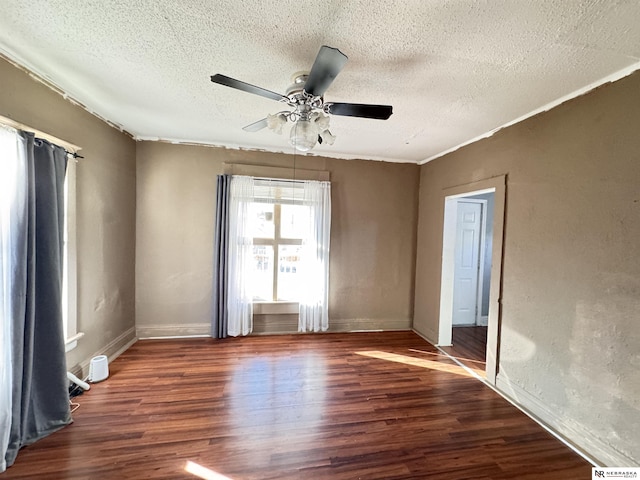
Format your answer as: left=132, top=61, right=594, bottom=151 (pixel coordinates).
left=440, top=326, right=488, bottom=376
left=4, top=331, right=591, bottom=479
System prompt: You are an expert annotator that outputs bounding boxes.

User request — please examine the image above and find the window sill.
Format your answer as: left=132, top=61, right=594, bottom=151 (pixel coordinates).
left=64, top=332, right=84, bottom=353
left=253, top=302, right=299, bottom=315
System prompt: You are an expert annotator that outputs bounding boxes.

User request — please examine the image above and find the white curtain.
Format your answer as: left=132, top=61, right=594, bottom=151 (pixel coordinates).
left=298, top=180, right=331, bottom=333
left=0, top=127, right=26, bottom=472
left=227, top=176, right=255, bottom=336
left=225, top=175, right=331, bottom=336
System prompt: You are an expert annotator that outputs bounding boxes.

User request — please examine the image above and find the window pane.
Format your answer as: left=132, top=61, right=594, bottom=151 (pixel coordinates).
left=277, top=245, right=303, bottom=301
left=252, top=246, right=274, bottom=301
left=249, top=203, right=274, bottom=239
left=280, top=204, right=310, bottom=239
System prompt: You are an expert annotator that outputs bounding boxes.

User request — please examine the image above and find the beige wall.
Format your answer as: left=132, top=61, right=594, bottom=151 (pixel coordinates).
left=414, top=71, right=640, bottom=466
left=135, top=142, right=420, bottom=336
left=0, top=57, right=137, bottom=374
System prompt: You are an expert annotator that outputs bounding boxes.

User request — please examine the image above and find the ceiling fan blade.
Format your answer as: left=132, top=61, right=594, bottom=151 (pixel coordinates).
left=242, top=117, right=269, bottom=132
left=210, top=74, right=287, bottom=102
left=303, top=46, right=348, bottom=97
left=326, top=102, right=393, bottom=120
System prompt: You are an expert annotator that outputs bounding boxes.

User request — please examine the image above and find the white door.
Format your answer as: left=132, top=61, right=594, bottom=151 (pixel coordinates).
left=452, top=201, right=482, bottom=325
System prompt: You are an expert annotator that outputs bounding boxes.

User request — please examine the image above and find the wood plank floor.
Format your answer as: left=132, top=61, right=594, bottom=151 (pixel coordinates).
left=4, top=331, right=592, bottom=479
left=441, top=326, right=488, bottom=376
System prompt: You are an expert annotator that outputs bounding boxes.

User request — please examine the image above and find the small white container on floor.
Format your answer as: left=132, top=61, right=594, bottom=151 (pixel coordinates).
left=89, top=355, right=109, bottom=382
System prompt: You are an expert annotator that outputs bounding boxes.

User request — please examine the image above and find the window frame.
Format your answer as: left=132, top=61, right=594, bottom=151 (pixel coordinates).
left=62, top=152, right=80, bottom=351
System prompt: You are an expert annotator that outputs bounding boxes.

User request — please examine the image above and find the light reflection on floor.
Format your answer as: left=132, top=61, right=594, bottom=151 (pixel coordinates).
left=407, top=348, right=487, bottom=376
left=354, top=350, right=485, bottom=377
left=185, top=460, right=235, bottom=480
left=228, top=353, right=327, bottom=430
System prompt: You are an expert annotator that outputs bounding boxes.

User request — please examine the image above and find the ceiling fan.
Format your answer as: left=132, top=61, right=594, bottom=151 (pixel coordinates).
left=210, top=46, right=393, bottom=152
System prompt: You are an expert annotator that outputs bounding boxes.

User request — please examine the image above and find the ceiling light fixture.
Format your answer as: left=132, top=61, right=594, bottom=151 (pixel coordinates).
left=286, top=113, right=335, bottom=153
left=264, top=106, right=336, bottom=152
left=289, top=117, right=318, bottom=152
left=263, top=75, right=338, bottom=152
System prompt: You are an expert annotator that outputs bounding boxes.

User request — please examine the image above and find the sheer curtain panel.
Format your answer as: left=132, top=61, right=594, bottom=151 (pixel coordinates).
left=0, top=126, right=21, bottom=472
left=298, top=180, right=331, bottom=332
left=227, top=176, right=255, bottom=336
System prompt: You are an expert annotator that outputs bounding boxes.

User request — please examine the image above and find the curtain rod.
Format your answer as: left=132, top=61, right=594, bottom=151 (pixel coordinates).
left=253, top=176, right=302, bottom=183
left=0, top=114, right=83, bottom=157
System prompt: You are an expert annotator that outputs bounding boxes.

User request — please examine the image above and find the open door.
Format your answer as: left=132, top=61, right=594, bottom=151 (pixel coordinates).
left=438, top=176, right=506, bottom=385
left=452, top=200, right=485, bottom=327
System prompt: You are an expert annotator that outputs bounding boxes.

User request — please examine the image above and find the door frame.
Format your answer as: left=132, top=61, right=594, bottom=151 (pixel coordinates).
left=438, top=175, right=506, bottom=385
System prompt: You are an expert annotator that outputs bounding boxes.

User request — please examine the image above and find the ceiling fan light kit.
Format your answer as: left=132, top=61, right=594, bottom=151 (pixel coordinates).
left=211, top=46, right=393, bottom=152
left=290, top=118, right=319, bottom=152
left=267, top=112, right=287, bottom=134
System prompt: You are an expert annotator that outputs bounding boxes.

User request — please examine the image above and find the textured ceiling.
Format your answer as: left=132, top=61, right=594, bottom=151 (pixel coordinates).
left=1, top=1, right=639, bottom=163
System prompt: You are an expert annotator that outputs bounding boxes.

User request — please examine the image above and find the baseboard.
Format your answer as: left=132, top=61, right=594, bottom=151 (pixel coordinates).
left=411, top=327, right=438, bottom=347
left=328, top=317, right=411, bottom=332
left=477, top=315, right=488, bottom=326
left=136, top=319, right=410, bottom=338
left=136, top=323, right=211, bottom=339
left=495, top=374, right=637, bottom=467
left=252, top=316, right=411, bottom=335
left=71, top=326, right=137, bottom=379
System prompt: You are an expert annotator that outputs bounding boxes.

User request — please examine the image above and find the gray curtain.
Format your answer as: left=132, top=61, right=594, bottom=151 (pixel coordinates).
left=6, top=132, right=72, bottom=467
left=212, top=174, right=231, bottom=338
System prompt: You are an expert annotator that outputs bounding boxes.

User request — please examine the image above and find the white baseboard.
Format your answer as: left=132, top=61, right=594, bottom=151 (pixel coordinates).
left=136, top=323, right=210, bottom=339
left=72, top=326, right=137, bottom=379
left=495, top=374, right=637, bottom=467
left=477, top=315, right=488, bottom=326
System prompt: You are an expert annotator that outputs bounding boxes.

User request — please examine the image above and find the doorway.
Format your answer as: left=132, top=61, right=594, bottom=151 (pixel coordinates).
left=437, top=176, right=506, bottom=385
left=442, top=195, right=491, bottom=376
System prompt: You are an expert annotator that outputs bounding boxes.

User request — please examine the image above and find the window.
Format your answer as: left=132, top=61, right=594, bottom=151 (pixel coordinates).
left=225, top=175, right=331, bottom=334
left=250, top=201, right=310, bottom=302
left=0, top=117, right=80, bottom=350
